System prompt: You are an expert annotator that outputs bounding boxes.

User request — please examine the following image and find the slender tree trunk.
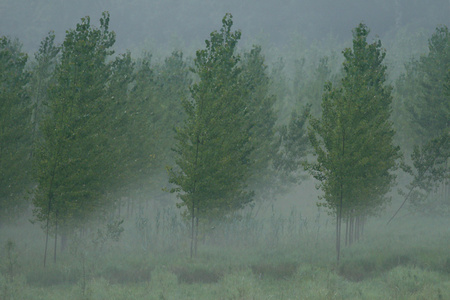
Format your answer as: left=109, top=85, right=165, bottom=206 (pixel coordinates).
left=61, top=231, right=67, bottom=253
left=349, top=214, right=354, bottom=246
left=336, top=212, right=340, bottom=263
left=194, top=215, right=199, bottom=256
left=337, top=191, right=343, bottom=263
left=361, top=215, right=365, bottom=240
left=190, top=199, right=195, bottom=259
left=345, top=215, right=349, bottom=246
left=337, top=130, right=345, bottom=263
left=355, top=215, right=360, bottom=242
left=44, top=214, right=50, bottom=267
left=53, top=211, right=58, bottom=263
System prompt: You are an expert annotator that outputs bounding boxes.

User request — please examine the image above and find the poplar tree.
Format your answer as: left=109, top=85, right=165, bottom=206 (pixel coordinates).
left=391, top=26, right=449, bottom=218
left=240, top=46, right=278, bottom=201
left=32, top=12, right=117, bottom=265
left=168, top=14, right=253, bottom=257
left=29, top=32, right=60, bottom=147
left=307, top=24, right=400, bottom=262
left=0, top=36, right=32, bottom=222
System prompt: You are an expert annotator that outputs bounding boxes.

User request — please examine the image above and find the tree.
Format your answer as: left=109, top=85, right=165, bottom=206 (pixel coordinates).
left=29, top=31, right=60, bottom=148
left=390, top=26, right=450, bottom=219
left=0, top=36, right=32, bottom=222
left=273, top=105, right=310, bottom=185
left=406, top=25, right=449, bottom=143
left=32, top=12, right=118, bottom=265
left=388, top=132, right=449, bottom=224
left=168, top=14, right=254, bottom=258
left=394, top=25, right=449, bottom=151
left=117, top=51, right=190, bottom=207
left=307, top=23, right=400, bottom=262
left=240, top=46, right=278, bottom=202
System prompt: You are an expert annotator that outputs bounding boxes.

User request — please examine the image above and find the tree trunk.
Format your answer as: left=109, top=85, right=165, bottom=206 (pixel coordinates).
left=194, top=215, right=199, bottom=256
left=53, top=212, right=58, bottom=263
left=349, top=214, right=354, bottom=246
left=345, top=215, right=349, bottom=246
left=190, top=200, right=195, bottom=259
left=336, top=212, right=340, bottom=263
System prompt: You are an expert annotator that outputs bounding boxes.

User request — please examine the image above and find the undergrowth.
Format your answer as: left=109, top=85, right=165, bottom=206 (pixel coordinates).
left=0, top=208, right=449, bottom=299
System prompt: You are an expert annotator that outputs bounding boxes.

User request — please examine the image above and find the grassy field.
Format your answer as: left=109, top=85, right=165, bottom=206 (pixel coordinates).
left=1, top=197, right=449, bottom=300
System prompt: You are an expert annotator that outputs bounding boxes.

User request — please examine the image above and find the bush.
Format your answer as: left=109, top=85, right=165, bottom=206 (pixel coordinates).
left=171, top=265, right=222, bottom=284
left=103, top=264, right=152, bottom=284
left=251, top=262, right=298, bottom=280
left=0, top=274, right=27, bottom=300
left=150, top=266, right=178, bottom=299
left=338, top=259, right=377, bottom=282
left=218, top=269, right=263, bottom=300
left=386, top=266, right=440, bottom=297
left=26, top=264, right=81, bottom=286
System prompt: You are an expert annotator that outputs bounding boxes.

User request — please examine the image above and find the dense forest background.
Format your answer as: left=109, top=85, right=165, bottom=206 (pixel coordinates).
left=0, top=1, right=449, bottom=299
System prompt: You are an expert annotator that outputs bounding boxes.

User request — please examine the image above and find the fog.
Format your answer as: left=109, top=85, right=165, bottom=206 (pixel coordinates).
left=0, top=1, right=449, bottom=299
left=2, top=0, right=448, bottom=53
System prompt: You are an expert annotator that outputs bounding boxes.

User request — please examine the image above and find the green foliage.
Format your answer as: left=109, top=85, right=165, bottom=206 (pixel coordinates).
left=307, top=23, right=400, bottom=262
left=274, top=105, right=310, bottom=184
left=0, top=36, right=32, bottom=221
left=251, top=262, right=298, bottom=280
left=308, top=23, right=400, bottom=217
left=172, top=265, right=222, bottom=284
left=32, top=12, right=119, bottom=233
left=402, top=133, right=449, bottom=215
left=240, top=45, right=278, bottom=201
left=168, top=13, right=254, bottom=220
left=393, top=26, right=449, bottom=218
left=29, top=31, right=60, bottom=143
left=397, top=25, right=450, bottom=146
left=219, top=269, right=264, bottom=299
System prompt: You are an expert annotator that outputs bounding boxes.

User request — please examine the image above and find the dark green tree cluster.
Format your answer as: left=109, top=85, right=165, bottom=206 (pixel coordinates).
left=0, top=10, right=447, bottom=264
left=27, top=13, right=191, bottom=263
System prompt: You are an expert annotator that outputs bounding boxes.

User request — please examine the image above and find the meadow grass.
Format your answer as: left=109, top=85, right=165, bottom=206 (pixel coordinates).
left=1, top=204, right=449, bottom=300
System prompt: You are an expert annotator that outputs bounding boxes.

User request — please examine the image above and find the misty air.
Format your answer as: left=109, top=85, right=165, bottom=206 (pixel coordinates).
left=0, top=1, right=449, bottom=299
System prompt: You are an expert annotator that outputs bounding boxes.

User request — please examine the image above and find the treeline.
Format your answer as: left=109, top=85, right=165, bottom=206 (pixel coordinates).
left=0, top=12, right=448, bottom=262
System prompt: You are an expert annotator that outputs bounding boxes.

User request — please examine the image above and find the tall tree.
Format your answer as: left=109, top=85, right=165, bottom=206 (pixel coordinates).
left=307, top=23, right=400, bottom=262
left=0, top=36, right=32, bottom=222
left=118, top=51, right=190, bottom=205
left=168, top=14, right=253, bottom=258
left=391, top=26, right=449, bottom=218
left=29, top=31, right=60, bottom=148
left=405, top=25, right=449, bottom=143
left=32, top=12, right=118, bottom=265
left=395, top=25, right=449, bottom=151
left=240, top=46, right=278, bottom=202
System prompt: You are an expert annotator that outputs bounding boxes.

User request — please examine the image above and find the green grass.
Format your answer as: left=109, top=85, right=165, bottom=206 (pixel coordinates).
left=1, top=208, right=450, bottom=300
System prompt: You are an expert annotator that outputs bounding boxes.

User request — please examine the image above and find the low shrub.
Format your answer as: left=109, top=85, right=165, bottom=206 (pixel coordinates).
left=26, top=264, right=81, bottom=286
left=218, top=269, right=263, bottom=300
left=385, top=266, right=440, bottom=297
left=338, top=259, right=377, bottom=282
left=150, top=267, right=178, bottom=299
left=380, top=254, right=411, bottom=271
left=444, top=257, right=450, bottom=274
left=171, top=265, right=222, bottom=284
left=0, top=274, right=27, bottom=300
left=103, top=264, right=152, bottom=284
left=251, top=262, right=298, bottom=280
